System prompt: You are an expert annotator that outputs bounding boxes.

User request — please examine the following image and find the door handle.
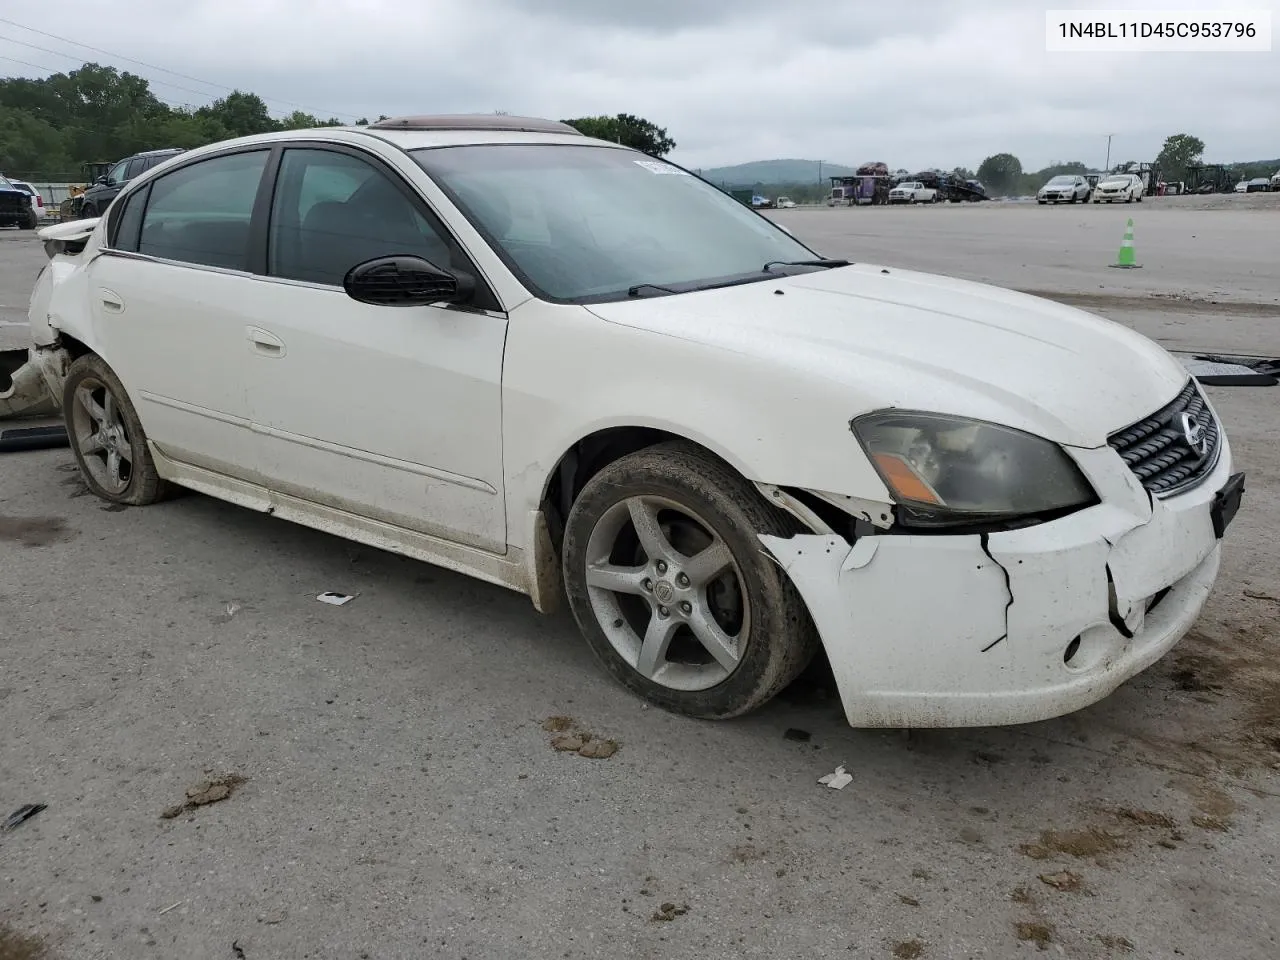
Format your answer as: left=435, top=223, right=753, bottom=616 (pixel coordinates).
left=99, top=288, right=124, bottom=313
left=246, top=326, right=286, bottom=358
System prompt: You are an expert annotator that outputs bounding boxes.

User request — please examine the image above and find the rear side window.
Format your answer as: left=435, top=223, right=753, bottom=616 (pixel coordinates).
left=137, top=150, right=268, bottom=271
left=110, top=187, right=147, bottom=251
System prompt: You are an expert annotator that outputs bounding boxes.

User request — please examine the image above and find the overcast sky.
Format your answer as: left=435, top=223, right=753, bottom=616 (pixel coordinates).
left=2, top=0, right=1277, bottom=172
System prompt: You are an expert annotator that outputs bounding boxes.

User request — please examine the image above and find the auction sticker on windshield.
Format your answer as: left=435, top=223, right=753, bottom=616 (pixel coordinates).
left=634, top=159, right=690, bottom=175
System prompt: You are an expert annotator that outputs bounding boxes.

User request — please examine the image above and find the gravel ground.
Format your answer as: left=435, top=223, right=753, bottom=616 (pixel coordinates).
left=1, top=203, right=1278, bottom=960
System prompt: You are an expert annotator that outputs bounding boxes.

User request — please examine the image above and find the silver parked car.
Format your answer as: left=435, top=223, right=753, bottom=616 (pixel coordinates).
left=1037, top=175, right=1091, bottom=204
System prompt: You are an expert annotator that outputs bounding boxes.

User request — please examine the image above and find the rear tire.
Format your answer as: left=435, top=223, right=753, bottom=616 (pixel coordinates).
left=562, top=440, right=819, bottom=720
left=63, top=354, right=171, bottom=506
left=21, top=210, right=38, bottom=230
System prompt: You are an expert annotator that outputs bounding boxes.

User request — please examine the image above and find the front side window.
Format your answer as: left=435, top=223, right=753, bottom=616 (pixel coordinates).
left=137, top=150, right=268, bottom=271
left=412, top=144, right=818, bottom=303
left=268, top=148, right=456, bottom=287
left=106, top=159, right=131, bottom=185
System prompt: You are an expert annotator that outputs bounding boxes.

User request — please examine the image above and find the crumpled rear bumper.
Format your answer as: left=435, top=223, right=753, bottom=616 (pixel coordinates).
left=760, top=439, right=1238, bottom=728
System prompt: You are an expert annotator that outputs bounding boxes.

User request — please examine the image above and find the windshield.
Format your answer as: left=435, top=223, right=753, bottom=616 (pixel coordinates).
left=0, top=174, right=13, bottom=188
left=1101, top=177, right=1128, bottom=185
left=411, top=144, right=818, bottom=303
left=1047, top=176, right=1074, bottom=185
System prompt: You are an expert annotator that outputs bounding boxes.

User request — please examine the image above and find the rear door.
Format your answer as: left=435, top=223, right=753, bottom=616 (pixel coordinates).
left=90, top=147, right=272, bottom=482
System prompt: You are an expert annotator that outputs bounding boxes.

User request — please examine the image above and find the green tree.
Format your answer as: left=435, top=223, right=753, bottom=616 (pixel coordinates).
left=976, top=153, right=1023, bottom=195
left=196, top=92, right=276, bottom=138
left=561, top=113, right=675, bottom=156
left=1155, top=133, right=1204, bottom=182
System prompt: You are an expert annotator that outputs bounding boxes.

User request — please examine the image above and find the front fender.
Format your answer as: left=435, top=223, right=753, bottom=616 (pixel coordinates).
left=500, top=300, right=893, bottom=550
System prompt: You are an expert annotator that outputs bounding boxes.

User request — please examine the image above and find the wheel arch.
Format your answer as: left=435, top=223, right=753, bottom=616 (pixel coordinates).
left=538, top=424, right=759, bottom=536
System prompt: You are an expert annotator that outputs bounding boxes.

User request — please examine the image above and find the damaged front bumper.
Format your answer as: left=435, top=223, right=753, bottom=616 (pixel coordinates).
left=761, top=441, right=1242, bottom=728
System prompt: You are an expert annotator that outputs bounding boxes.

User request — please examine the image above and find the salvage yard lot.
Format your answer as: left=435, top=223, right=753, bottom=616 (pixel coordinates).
left=2, top=199, right=1278, bottom=959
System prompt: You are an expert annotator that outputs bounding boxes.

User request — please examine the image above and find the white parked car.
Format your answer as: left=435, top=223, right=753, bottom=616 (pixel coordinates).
left=1093, top=174, right=1144, bottom=203
left=776, top=196, right=796, bottom=208
left=1271, top=169, right=1280, bottom=190
left=10, top=115, right=1244, bottom=729
left=5, top=178, right=46, bottom=221
left=1234, top=180, right=1249, bottom=193
left=1037, top=175, right=1091, bottom=204
left=888, top=181, right=937, bottom=204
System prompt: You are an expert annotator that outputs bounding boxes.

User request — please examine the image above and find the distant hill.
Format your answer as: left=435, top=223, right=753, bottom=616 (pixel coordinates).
left=694, top=159, right=858, bottom=185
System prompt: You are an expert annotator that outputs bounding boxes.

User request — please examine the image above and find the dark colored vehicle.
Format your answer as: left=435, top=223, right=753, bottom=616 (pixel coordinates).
left=76, top=148, right=185, bottom=218
left=0, top=174, right=37, bottom=229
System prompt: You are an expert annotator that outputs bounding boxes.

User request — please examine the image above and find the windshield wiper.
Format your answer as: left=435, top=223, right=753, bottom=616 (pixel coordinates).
left=627, top=283, right=681, bottom=297
left=762, top=258, right=851, bottom=272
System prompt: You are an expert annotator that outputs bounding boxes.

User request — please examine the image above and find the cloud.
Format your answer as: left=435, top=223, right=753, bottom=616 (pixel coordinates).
left=1, top=0, right=1276, bottom=171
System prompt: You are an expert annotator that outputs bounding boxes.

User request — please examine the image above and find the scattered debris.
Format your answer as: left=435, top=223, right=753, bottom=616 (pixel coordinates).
left=1243, top=590, right=1280, bottom=605
left=0, top=922, right=49, bottom=960
left=897, top=894, right=921, bottom=907
left=579, top=739, right=618, bottom=759
left=2, top=803, right=47, bottom=832
left=158, top=900, right=186, bottom=916
left=1015, top=921, right=1054, bottom=950
left=160, top=774, right=247, bottom=819
left=1010, top=887, right=1033, bottom=905
left=818, top=765, right=852, bottom=789
left=316, top=591, right=356, bottom=606
left=550, top=734, right=586, bottom=752
left=911, top=868, right=931, bottom=880
left=232, top=941, right=246, bottom=959
left=1098, top=934, right=1136, bottom=953
left=544, top=718, right=619, bottom=759
left=1038, top=870, right=1084, bottom=892
left=1020, top=827, right=1130, bottom=862
left=783, top=728, right=812, bottom=742
left=971, top=750, right=1005, bottom=765
left=892, top=939, right=925, bottom=959
left=1191, top=815, right=1230, bottom=832
left=650, top=902, right=689, bottom=923
left=257, top=912, right=287, bottom=925
left=1174, top=352, right=1280, bottom=387
left=1109, top=808, right=1176, bottom=829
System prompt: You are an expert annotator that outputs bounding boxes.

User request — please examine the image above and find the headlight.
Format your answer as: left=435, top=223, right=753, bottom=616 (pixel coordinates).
left=851, top=411, right=1097, bottom=528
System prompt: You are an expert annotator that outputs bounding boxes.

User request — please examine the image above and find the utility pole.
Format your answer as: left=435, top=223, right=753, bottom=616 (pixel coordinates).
left=1105, top=135, right=1113, bottom=173
left=817, top=160, right=823, bottom=184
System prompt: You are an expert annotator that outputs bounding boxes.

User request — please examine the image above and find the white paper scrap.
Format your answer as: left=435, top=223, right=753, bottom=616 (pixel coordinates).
left=818, top=765, right=853, bottom=790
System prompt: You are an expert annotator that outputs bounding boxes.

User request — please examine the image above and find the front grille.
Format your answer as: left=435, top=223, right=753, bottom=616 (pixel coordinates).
left=1108, top=379, right=1221, bottom=497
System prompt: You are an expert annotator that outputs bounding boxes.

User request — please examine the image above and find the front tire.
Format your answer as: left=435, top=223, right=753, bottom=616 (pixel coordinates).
left=63, top=354, right=171, bottom=506
left=562, top=441, right=819, bottom=720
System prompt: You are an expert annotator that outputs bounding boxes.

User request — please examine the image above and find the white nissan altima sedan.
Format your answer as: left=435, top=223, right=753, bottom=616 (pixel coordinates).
left=14, top=115, right=1244, bottom=728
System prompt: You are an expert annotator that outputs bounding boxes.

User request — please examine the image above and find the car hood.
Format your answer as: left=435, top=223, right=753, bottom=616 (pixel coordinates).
left=585, top=264, right=1188, bottom=448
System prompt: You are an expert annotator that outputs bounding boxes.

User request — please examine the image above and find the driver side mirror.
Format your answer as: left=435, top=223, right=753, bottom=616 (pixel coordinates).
left=95, top=176, right=109, bottom=186
left=343, top=256, right=476, bottom=307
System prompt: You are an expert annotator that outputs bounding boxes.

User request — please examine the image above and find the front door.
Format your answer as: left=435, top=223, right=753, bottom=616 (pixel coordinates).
left=242, top=145, right=509, bottom=553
